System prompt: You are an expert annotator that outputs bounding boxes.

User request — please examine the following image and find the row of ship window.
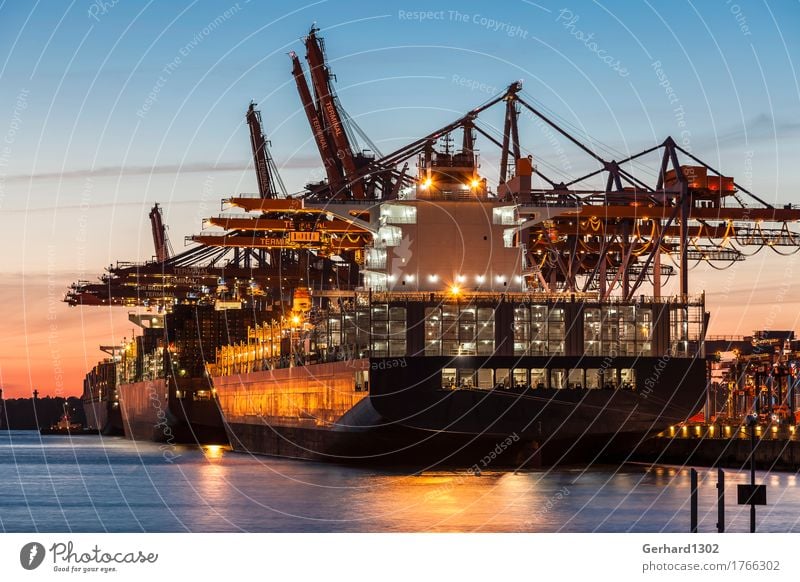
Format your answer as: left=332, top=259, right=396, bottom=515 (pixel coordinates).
left=316, top=304, right=690, bottom=357
left=441, top=367, right=638, bottom=391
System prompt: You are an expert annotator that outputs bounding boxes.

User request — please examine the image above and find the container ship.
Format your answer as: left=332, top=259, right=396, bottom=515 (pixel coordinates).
left=207, top=145, right=708, bottom=468
left=81, top=349, right=124, bottom=436
left=110, top=305, right=275, bottom=444
left=80, top=301, right=276, bottom=443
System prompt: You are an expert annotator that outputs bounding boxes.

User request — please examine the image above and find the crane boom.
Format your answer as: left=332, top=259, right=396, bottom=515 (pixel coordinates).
left=246, top=102, right=273, bottom=198
left=290, top=51, right=347, bottom=198
left=149, top=203, right=170, bottom=262
left=304, top=27, right=365, bottom=199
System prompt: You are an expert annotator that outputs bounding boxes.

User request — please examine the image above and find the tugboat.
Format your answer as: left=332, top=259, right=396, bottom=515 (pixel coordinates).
left=40, top=404, right=99, bottom=436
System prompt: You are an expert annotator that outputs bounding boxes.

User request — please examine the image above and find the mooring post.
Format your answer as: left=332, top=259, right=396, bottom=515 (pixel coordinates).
left=736, top=415, right=766, bottom=533
left=716, top=467, right=724, bottom=533
left=690, top=468, right=698, bottom=533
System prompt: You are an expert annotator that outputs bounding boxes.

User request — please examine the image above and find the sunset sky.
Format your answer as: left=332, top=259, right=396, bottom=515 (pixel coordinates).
left=1, top=0, right=799, bottom=398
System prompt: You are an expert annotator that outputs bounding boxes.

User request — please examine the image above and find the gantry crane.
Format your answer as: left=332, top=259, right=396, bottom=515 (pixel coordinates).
left=65, top=104, right=348, bottom=308
left=303, top=26, right=365, bottom=200
left=291, top=26, right=396, bottom=200
left=246, top=102, right=274, bottom=199
left=330, top=78, right=800, bottom=300
left=196, top=29, right=800, bottom=302
left=246, top=101, right=288, bottom=199
left=148, top=203, right=172, bottom=263
left=68, top=26, right=800, bottom=310
left=290, top=50, right=346, bottom=198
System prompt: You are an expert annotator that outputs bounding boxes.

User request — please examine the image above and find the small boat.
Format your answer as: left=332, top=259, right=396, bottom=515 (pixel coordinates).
left=39, top=405, right=99, bottom=436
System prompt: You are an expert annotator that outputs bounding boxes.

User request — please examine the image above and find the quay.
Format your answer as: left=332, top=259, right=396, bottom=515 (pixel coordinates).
left=636, top=423, right=800, bottom=471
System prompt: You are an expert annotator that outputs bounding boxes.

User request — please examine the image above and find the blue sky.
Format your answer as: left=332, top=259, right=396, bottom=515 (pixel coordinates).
left=1, top=0, right=799, bottom=395
left=1, top=0, right=799, bottom=280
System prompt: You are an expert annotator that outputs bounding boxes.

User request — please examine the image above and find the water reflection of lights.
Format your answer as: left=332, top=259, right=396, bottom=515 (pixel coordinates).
left=203, top=445, right=226, bottom=460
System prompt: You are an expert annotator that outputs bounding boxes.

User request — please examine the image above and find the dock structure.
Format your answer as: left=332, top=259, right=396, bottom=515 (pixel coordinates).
left=635, top=423, right=800, bottom=471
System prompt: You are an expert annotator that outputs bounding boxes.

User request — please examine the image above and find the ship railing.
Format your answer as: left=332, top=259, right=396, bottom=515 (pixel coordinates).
left=226, top=192, right=278, bottom=199
left=518, top=198, right=581, bottom=208
left=597, top=294, right=705, bottom=306
left=227, top=192, right=381, bottom=206
left=309, top=286, right=359, bottom=295
left=356, top=290, right=600, bottom=304
left=305, top=198, right=378, bottom=205
left=333, top=290, right=704, bottom=306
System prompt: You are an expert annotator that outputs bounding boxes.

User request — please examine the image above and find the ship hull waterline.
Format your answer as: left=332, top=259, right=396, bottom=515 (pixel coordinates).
left=83, top=398, right=124, bottom=436
left=117, top=378, right=228, bottom=444
left=213, top=356, right=707, bottom=469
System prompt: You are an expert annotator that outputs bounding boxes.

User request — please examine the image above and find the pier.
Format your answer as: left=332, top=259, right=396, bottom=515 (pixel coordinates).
left=636, top=423, right=800, bottom=471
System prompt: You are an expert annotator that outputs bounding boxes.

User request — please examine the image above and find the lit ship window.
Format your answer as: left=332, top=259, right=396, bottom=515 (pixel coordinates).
left=440, top=366, right=640, bottom=393
left=376, top=225, right=403, bottom=247
left=503, top=227, right=518, bottom=248
left=380, top=204, right=417, bottom=224
left=492, top=206, right=518, bottom=225
left=363, top=272, right=388, bottom=292
left=365, top=248, right=387, bottom=270
left=425, top=305, right=495, bottom=356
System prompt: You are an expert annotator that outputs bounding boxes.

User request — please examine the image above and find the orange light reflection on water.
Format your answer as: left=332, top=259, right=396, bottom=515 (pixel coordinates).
left=202, top=444, right=227, bottom=461
left=350, top=471, right=561, bottom=532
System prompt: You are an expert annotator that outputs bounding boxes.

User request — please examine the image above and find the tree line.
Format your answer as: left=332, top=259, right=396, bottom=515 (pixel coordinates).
left=0, top=396, right=86, bottom=430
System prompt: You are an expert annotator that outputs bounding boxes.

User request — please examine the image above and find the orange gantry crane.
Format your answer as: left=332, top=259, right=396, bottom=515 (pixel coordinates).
left=191, top=196, right=372, bottom=256
left=193, top=28, right=800, bottom=303
left=67, top=25, right=800, bottom=309
left=148, top=203, right=171, bottom=263
left=65, top=102, right=355, bottom=308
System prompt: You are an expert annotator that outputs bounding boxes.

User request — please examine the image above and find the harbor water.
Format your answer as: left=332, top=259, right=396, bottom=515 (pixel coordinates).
left=1, top=431, right=798, bottom=533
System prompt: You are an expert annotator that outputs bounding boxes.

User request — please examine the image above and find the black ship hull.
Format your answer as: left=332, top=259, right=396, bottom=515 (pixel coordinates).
left=118, top=378, right=228, bottom=444
left=215, top=355, right=707, bottom=468
left=83, top=398, right=124, bottom=436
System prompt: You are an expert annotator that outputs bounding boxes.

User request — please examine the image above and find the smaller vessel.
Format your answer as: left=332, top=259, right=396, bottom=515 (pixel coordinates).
left=40, top=404, right=99, bottom=436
